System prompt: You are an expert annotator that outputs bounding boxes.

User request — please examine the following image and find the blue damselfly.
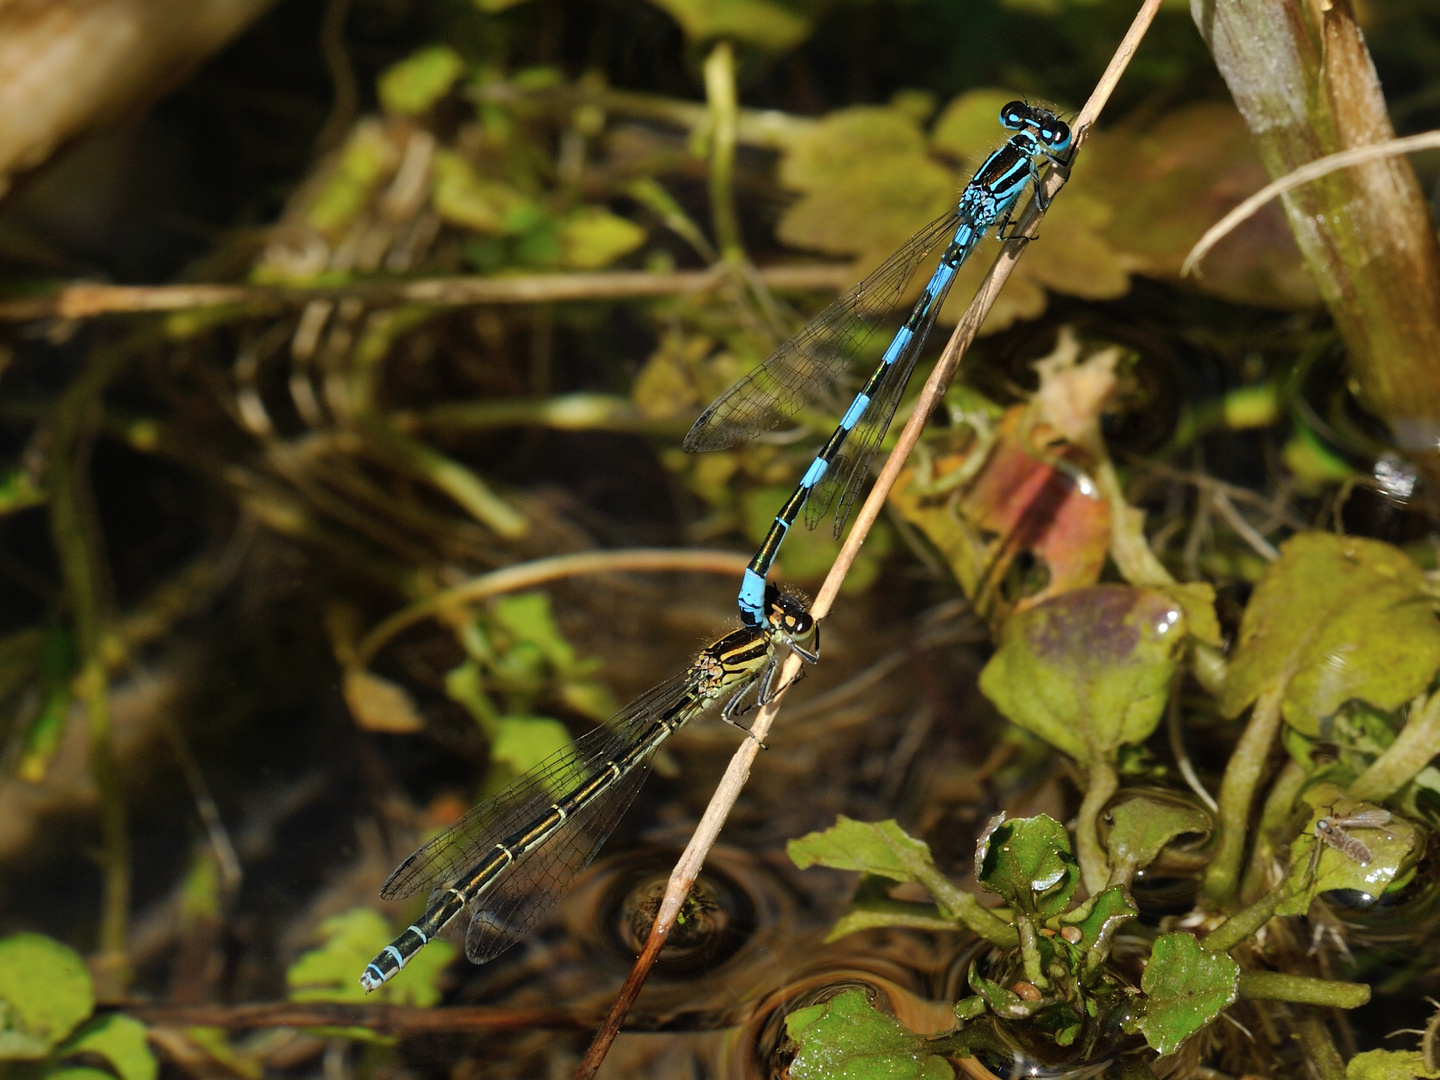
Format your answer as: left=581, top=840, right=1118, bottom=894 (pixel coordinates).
left=359, top=586, right=818, bottom=991
left=685, top=102, right=1072, bottom=627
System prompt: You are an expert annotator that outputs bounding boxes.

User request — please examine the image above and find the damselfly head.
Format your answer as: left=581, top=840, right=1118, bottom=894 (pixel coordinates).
left=1036, top=116, right=1072, bottom=152
left=998, top=100, right=1032, bottom=131
left=762, top=584, right=816, bottom=645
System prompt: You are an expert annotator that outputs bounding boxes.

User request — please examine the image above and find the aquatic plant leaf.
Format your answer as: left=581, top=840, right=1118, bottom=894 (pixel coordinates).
left=1276, top=789, right=1420, bottom=917
left=890, top=406, right=1111, bottom=623
left=59, top=1015, right=157, bottom=1080
left=1126, top=932, right=1238, bottom=1056
left=342, top=669, right=425, bottom=733
left=306, top=121, right=399, bottom=234
left=785, top=987, right=951, bottom=1080
left=492, top=593, right=578, bottom=672
left=431, top=151, right=543, bottom=236
left=558, top=207, right=646, bottom=270
left=976, top=815, right=1078, bottom=918
left=788, top=817, right=937, bottom=885
left=0, top=933, right=93, bottom=1059
left=1346, top=1049, right=1440, bottom=1080
left=287, top=909, right=454, bottom=1006
left=978, top=586, right=1185, bottom=763
left=1220, top=533, right=1440, bottom=737
left=487, top=716, right=574, bottom=779
left=377, top=46, right=464, bottom=116
left=967, top=969, right=1039, bottom=1019
left=647, top=0, right=813, bottom=50
left=1058, top=885, right=1138, bottom=956
left=1104, top=795, right=1211, bottom=882
left=45, top=1069, right=114, bottom=1080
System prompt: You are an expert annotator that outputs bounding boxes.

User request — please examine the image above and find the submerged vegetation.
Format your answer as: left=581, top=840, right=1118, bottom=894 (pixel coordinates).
left=2, top=0, right=1440, bottom=1077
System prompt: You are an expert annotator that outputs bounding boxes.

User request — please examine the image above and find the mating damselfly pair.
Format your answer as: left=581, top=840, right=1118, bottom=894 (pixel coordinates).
left=360, top=100, right=1072, bottom=989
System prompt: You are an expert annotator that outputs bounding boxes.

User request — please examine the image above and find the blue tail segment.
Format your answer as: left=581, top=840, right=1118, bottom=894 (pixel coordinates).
left=685, top=102, right=1073, bottom=626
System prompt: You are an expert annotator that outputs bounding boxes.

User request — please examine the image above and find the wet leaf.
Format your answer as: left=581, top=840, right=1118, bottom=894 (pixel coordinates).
left=788, top=817, right=937, bottom=885
left=1058, top=885, right=1138, bottom=956
left=1126, top=932, right=1238, bottom=1056
left=0, top=933, right=94, bottom=1059
left=785, top=987, right=951, bottom=1080
left=1105, top=795, right=1211, bottom=882
left=558, top=207, right=646, bottom=270
left=306, top=121, right=399, bottom=234
left=342, top=669, right=425, bottom=733
left=890, top=405, right=1111, bottom=622
left=377, top=46, right=464, bottom=116
left=431, top=151, right=543, bottom=236
left=287, top=909, right=454, bottom=1007
left=979, top=586, right=1186, bottom=763
left=59, top=1015, right=157, bottom=1080
left=967, top=968, right=1039, bottom=1019
left=1276, top=787, right=1420, bottom=917
left=1220, top=533, right=1440, bottom=736
left=976, top=815, right=1078, bottom=918
left=648, top=0, right=813, bottom=50
left=1346, top=1049, right=1440, bottom=1080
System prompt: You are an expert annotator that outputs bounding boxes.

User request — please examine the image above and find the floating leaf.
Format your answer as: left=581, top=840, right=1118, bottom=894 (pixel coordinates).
left=1220, top=533, right=1440, bottom=736
left=1104, top=794, right=1211, bottom=883
left=377, top=46, right=465, bottom=116
left=788, top=817, right=938, bottom=885
left=648, top=0, right=813, bottom=51
left=342, top=669, right=425, bottom=733
left=1346, top=1049, right=1440, bottom=1080
left=1126, top=932, right=1238, bottom=1056
left=976, top=815, right=1078, bottom=918
left=784, top=987, right=951, bottom=1080
left=1276, top=787, right=1420, bottom=917
left=891, top=405, right=1112, bottom=623
left=558, top=207, right=646, bottom=270
left=288, top=909, right=454, bottom=1007
left=979, top=586, right=1185, bottom=763
left=0, top=933, right=94, bottom=1059
left=59, top=1015, right=158, bottom=1080
left=1059, top=885, right=1138, bottom=957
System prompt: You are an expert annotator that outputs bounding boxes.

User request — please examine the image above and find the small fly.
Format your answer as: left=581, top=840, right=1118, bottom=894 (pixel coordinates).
left=1304, top=807, right=1393, bottom=882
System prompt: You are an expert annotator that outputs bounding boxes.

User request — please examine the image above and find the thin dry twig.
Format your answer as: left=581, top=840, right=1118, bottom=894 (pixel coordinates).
left=356, top=548, right=751, bottom=666
left=0, top=265, right=852, bottom=322
left=1181, top=129, right=1440, bottom=277
left=113, top=1000, right=592, bottom=1033
left=571, top=2, right=1165, bottom=1075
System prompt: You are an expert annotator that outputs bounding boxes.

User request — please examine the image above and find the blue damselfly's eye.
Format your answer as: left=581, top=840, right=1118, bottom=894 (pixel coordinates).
left=1041, top=119, right=1072, bottom=150
left=998, top=100, right=1029, bottom=130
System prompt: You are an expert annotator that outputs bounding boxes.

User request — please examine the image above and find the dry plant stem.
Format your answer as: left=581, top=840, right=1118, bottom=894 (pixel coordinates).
left=572, top=3, right=1164, bottom=1076
left=50, top=335, right=151, bottom=995
left=1183, top=129, right=1440, bottom=275
left=1191, top=0, right=1440, bottom=464
left=0, top=265, right=853, bottom=322
left=1202, top=681, right=1287, bottom=908
left=115, top=1001, right=593, bottom=1033
left=356, top=548, right=751, bottom=665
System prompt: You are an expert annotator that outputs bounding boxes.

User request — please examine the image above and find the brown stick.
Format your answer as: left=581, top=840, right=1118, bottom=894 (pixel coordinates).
left=0, top=265, right=852, bottom=322
left=570, top=2, right=1165, bottom=1076
left=111, top=1000, right=593, bottom=1033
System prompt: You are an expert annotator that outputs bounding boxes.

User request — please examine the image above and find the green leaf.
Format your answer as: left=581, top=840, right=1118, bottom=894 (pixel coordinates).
left=0, top=933, right=94, bottom=1059
left=1346, top=1049, right=1440, bottom=1080
left=287, top=909, right=454, bottom=1007
left=978, top=586, right=1186, bottom=764
left=558, top=207, right=646, bottom=270
left=976, top=815, right=1078, bottom=918
left=1104, top=794, right=1211, bottom=882
left=1221, top=533, right=1440, bottom=735
left=487, top=715, right=574, bottom=779
left=431, top=151, right=543, bottom=236
left=1126, top=933, right=1238, bottom=1056
left=45, top=1068, right=116, bottom=1080
left=491, top=593, right=576, bottom=670
left=58, top=1015, right=157, bottom=1080
left=930, top=89, right=1029, bottom=163
left=1058, top=885, right=1138, bottom=957
left=306, top=121, right=399, bottom=234
left=0, top=470, right=44, bottom=514
left=824, top=876, right=957, bottom=942
left=788, top=817, right=937, bottom=885
left=377, top=46, right=465, bottom=116
left=784, top=987, right=952, bottom=1080
left=646, top=0, right=813, bottom=51
left=1276, top=787, right=1420, bottom=917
